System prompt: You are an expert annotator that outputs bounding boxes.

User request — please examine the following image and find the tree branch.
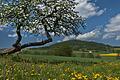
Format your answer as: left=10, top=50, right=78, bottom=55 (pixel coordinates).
left=0, top=47, right=21, bottom=56
left=21, top=17, right=52, bottom=49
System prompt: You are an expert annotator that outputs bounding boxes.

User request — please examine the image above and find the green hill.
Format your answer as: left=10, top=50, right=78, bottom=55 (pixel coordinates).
left=49, top=40, right=113, bottom=52
left=29, top=40, right=113, bottom=54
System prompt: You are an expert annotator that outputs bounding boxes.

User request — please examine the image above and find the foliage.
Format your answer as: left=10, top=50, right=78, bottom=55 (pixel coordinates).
left=87, top=53, right=94, bottom=58
left=113, top=47, right=120, bottom=53
left=48, top=44, right=73, bottom=57
left=80, top=53, right=86, bottom=58
left=0, top=0, right=85, bottom=36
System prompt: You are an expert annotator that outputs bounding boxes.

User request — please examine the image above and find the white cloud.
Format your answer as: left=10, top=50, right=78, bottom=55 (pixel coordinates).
left=75, top=0, right=105, bottom=18
left=76, top=29, right=100, bottom=40
left=0, top=25, right=6, bottom=31
left=57, top=40, right=62, bottom=43
left=0, top=27, right=3, bottom=31
left=116, top=36, right=120, bottom=40
left=104, top=14, right=120, bottom=32
left=62, top=29, right=100, bottom=41
left=103, top=13, right=120, bottom=40
left=102, top=32, right=120, bottom=40
left=8, top=33, right=17, bottom=38
left=63, top=35, right=76, bottom=41
left=102, top=33, right=116, bottom=39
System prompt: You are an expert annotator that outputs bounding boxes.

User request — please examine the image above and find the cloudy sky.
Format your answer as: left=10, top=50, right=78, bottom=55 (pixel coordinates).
left=0, top=0, right=120, bottom=48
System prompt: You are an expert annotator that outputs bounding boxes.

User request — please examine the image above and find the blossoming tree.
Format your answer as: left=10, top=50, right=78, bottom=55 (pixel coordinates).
left=0, top=0, right=85, bottom=55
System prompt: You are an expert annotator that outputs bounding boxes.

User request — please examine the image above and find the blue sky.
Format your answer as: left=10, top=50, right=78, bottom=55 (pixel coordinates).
left=0, top=0, right=120, bottom=48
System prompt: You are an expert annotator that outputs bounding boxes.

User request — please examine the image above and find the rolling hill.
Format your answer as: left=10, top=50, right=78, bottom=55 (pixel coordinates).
left=33, top=40, right=113, bottom=52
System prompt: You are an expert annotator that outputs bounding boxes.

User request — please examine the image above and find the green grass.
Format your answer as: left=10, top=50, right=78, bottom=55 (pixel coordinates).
left=0, top=51, right=120, bottom=80
left=10, top=53, right=120, bottom=64
left=0, top=57, right=120, bottom=80
left=21, top=54, right=102, bottom=63
left=0, top=47, right=120, bottom=80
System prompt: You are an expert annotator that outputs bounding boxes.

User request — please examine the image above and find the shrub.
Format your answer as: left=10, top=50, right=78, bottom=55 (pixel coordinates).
left=81, top=53, right=86, bottom=58
left=48, top=44, right=73, bottom=57
left=87, top=53, right=94, bottom=58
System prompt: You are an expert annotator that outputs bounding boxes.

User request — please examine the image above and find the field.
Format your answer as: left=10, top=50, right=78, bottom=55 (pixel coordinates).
left=0, top=41, right=120, bottom=80
left=0, top=53, right=120, bottom=80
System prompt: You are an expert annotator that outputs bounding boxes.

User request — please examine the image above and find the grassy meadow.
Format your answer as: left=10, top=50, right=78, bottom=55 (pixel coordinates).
left=0, top=52, right=120, bottom=80
left=0, top=40, right=120, bottom=80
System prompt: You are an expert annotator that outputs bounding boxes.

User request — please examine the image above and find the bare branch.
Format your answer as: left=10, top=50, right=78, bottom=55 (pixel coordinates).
left=0, top=47, right=21, bottom=56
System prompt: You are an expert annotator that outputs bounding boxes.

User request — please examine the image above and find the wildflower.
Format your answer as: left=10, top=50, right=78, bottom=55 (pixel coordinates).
left=71, top=77, right=76, bottom=80
left=32, top=64, right=35, bottom=67
left=93, top=73, right=102, bottom=79
left=38, top=74, right=40, bottom=76
left=47, top=72, right=49, bottom=74
left=31, top=73, right=34, bottom=76
left=115, top=77, right=119, bottom=80
left=32, top=69, right=35, bottom=72
left=64, top=68, right=70, bottom=72
left=71, top=72, right=74, bottom=75
left=0, top=75, right=2, bottom=78
left=83, top=75, right=88, bottom=80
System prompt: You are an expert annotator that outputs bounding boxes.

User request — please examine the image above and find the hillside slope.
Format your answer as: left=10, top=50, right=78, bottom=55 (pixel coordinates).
left=49, top=40, right=113, bottom=52
left=30, top=40, right=113, bottom=53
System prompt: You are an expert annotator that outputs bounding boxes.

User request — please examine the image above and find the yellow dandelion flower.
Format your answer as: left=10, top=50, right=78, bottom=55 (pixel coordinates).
left=115, top=77, right=119, bottom=80
left=32, top=69, right=34, bottom=72
left=38, top=74, right=40, bottom=76
left=71, top=73, right=74, bottom=75
left=83, top=75, right=88, bottom=80
left=71, top=77, right=76, bottom=80
left=31, top=73, right=34, bottom=76
left=0, top=75, right=2, bottom=78
left=93, top=73, right=101, bottom=79
left=32, top=64, right=34, bottom=67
